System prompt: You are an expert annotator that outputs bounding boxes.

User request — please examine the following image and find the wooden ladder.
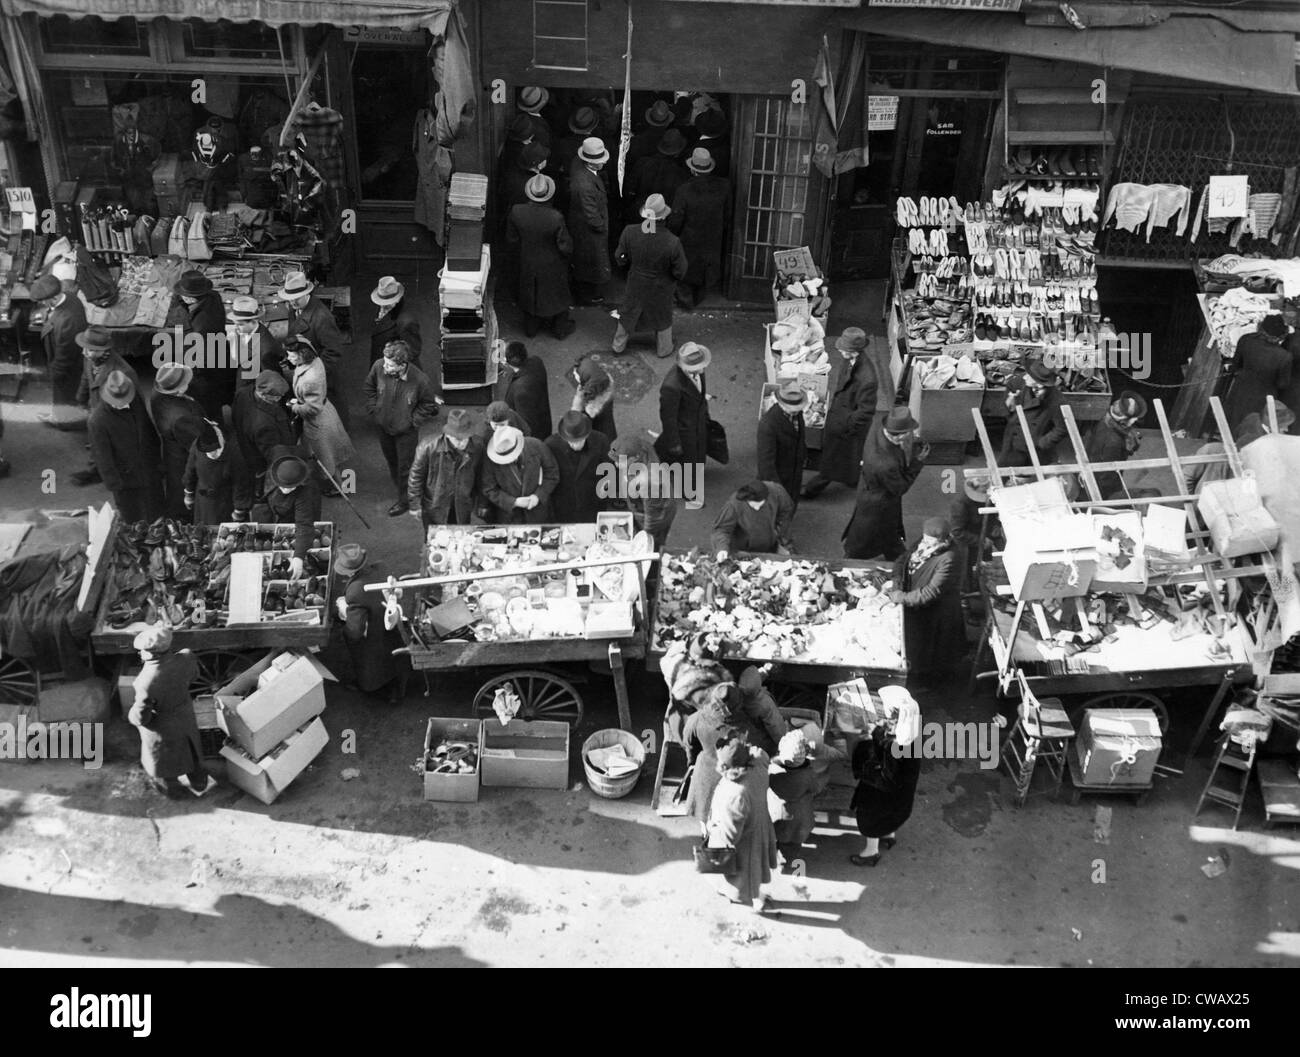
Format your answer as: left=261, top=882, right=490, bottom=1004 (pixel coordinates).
left=1194, top=734, right=1256, bottom=830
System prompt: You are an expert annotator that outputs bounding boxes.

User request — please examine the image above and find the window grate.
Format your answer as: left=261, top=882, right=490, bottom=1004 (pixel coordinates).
left=1097, top=95, right=1300, bottom=264
left=533, top=0, right=589, bottom=73
left=741, top=97, right=813, bottom=280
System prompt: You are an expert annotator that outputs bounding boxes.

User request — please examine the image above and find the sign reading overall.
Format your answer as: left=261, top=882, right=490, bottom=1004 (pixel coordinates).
left=343, top=26, right=426, bottom=45
left=868, top=96, right=899, bottom=132
left=872, top=0, right=1022, bottom=9
left=1207, top=175, right=1249, bottom=220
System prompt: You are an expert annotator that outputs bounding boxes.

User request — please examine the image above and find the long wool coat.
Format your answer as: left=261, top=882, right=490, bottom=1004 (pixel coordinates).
left=669, top=174, right=731, bottom=289
left=150, top=391, right=206, bottom=518
left=567, top=161, right=611, bottom=285
left=182, top=440, right=248, bottom=525
left=1225, top=331, right=1292, bottom=433
left=655, top=367, right=709, bottom=465
left=508, top=201, right=574, bottom=319
left=683, top=705, right=765, bottom=824
left=505, top=356, right=554, bottom=439
left=756, top=404, right=806, bottom=505
left=291, top=359, right=355, bottom=474
left=87, top=399, right=163, bottom=499
left=820, top=353, right=880, bottom=486
left=615, top=224, right=688, bottom=334
left=708, top=751, right=778, bottom=905
left=340, top=563, right=404, bottom=693
left=892, top=542, right=965, bottom=678
left=544, top=430, right=611, bottom=524
left=480, top=437, right=560, bottom=524
left=851, top=728, right=922, bottom=837
left=842, top=420, right=923, bottom=561
left=128, top=650, right=202, bottom=779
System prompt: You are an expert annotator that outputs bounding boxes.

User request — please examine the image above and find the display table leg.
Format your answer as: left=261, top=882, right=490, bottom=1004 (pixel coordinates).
left=609, top=642, right=632, bottom=731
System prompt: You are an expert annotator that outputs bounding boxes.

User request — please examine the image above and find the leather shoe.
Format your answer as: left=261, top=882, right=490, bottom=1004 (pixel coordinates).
left=849, top=853, right=881, bottom=868
left=387, top=500, right=409, bottom=517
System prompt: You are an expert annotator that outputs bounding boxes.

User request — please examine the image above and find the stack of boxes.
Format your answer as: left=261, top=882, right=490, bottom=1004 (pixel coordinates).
left=439, top=173, right=496, bottom=391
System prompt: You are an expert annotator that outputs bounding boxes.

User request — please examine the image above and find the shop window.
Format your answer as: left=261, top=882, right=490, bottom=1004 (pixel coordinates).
left=178, top=19, right=290, bottom=62
left=40, top=15, right=150, bottom=57
left=533, top=0, right=589, bottom=73
left=740, top=97, right=814, bottom=281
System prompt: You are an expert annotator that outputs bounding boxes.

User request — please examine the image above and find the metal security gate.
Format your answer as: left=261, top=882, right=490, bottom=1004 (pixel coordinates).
left=730, top=95, right=825, bottom=302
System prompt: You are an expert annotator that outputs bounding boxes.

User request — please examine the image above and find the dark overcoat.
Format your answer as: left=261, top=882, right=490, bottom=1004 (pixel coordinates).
left=567, top=161, right=611, bottom=285
left=128, top=650, right=202, bottom=779
left=654, top=366, right=709, bottom=466
left=756, top=404, right=806, bottom=504
left=615, top=224, right=688, bottom=334
left=544, top=429, right=611, bottom=523
left=820, top=353, right=880, bottom=486
left=507, top=202, right=574, bottom=320
left=669, top=174, right=731, bottom=289
left=892, top=542, right=965, bottom=678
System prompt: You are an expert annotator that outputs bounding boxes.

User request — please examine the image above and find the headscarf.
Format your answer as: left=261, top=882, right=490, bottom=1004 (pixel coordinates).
left=776, top=728, right=810, bottom=767
left=879, top=685, right=922, bottom=748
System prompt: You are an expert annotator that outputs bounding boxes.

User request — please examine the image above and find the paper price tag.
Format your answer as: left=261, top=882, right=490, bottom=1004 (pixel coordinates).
left=1207, top=175, right=1249, bottom=219
left=4, top=186, right=35, bottom=212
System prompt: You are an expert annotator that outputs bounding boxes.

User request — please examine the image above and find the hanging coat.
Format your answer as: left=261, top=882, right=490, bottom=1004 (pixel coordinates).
left=182, top=440, right=248, bottom=525
left=669, top=174, right=731, bottom=290
left=544, top=430, right=611, bottom=523
left=149, top=391, right=205, bottom=519
left=504, top=355, right=554, bottom=439
left=615, top=224, right=688, bottom=334
left=654, top=366, right=709, bottom=466
left=413, top=107, right=453, bottom=243
left=128, top=650, right=202, bottom=780
left=567, top=160, right=611, bottom=285
left=820, top=353, right=880, bottom=486
left=507, top=201, right=574, bottom=319
left=756, top=404, right=806, bottom=505
left=291, top=359, right=355, bottom=476
left=842, top=420, right=923, bottom=561
left=707, top=751, right=778, bottom=905
left=340, top=562, right=404, bottom=693
left=892, top=541, right=966, bottom=679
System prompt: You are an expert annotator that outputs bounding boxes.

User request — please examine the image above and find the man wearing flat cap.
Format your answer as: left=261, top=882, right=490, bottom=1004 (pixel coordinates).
left=1001, top=360, right=1067, bottom=467
left=757, top=381, right=808, bottom=511
left=88, top=369, right=164, bottom=523
left=1083, top=391, right=1147, bottom=501
left=613, top=193, right=688, bottom=360
left=30, top=273, right=86, bottom=426
left=252, top=445, right=321, bottom=578
left=128, top=624, right=214, bottom=798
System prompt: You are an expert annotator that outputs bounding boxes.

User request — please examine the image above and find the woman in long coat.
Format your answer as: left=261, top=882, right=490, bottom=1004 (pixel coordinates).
left=850, top=688, right=922, bottom=867
left=285, top=337, right=354, bottom=486
left=127, top=625, right=212, bottom=798
left=661, top=632, right=731, bottom=744
left=707, top=739, right=779, bottom=913
left=1224, top=314, right=1292, bottom=433
left=890, top=516, right=966, bottom=687
left=507, top=175, right=574, bottom=331
left=334, top=545, right=408, bottom=702
left=683, top=683, right=764, bottom=828
left=843, top=409, right=926, bottom=561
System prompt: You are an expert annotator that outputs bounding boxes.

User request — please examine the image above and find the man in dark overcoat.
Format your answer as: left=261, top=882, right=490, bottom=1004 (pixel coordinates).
left=612, top=194, right=688, bottom=360
left=669, top=148, right=731, bottom=308
left=803, top=327, right=880, bottom=498
left=655, top=342, right=712, bottom=504
left=502, top=341, right=553, bottom=439
left=757, top=381, right=808, bottom=510
left=507, top=174, right=575, bottom=339
left=567, top=138, right=612, bottom=305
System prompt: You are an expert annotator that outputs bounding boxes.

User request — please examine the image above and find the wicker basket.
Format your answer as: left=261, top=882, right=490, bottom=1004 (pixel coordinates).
left=582, top=728, right=646, bottom=799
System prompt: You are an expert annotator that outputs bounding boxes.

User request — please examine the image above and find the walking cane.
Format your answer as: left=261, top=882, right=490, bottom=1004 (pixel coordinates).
left=305, top=447, right=372, bottom=529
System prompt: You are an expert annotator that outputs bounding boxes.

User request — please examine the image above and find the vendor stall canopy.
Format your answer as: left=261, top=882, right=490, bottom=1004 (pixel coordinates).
left=837, top=9, right=1300, bottom=98
left=0, top=0, right=452, bottom=30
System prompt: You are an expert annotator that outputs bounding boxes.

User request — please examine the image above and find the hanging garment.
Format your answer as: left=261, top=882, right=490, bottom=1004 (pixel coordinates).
left=1102, top=183, right=1192, bottom=241
left=292, top=104, right=347, bottom=194
left=413, top=105, right=454, bottom=244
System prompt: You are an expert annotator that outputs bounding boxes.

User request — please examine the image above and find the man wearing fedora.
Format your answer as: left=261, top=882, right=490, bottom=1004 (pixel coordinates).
left=233, top=371, right=297, bottom=515
left=481, top=426, right=559, bottom=525
left=253, top=445, right=321, bottom=578
left=843, top=408, right=928, bottom=561
left=506, top=174, right=575, bottom=339
left=669, top=147, right=731, bottom=309
left=655, top=342, right=713, bottom=505
left=183, top=419, right=248, bottom=524
left=802, top=327, right=882, bottom=499
left=626, top=99, right=674, bottom=172
left=281, top=271, right=350, bottom=430
left=502, top=342, right=554, bottom=438
left=70, top=325, right=139, bottom=487
left=128, top=624, right=214, bottom=799
left=516, top=86, right=552, bottom=148
left=227, top=295, right=283, bottom=389
left=545, top=410, right=611, bottom=523
left=334, top=543, right=410, bottom=704
left=551, top=105, right=600, bottom=211
left=1001, top=361, right=1067, bottom=467
left=88, top=369, right=164, bottom=523
left=693, top=108, right=730, bottom=179
left=149, top=362, right=206, bottom=519
left=363, top=340, right=441, bottom=517
left=167, top=270, right=231, bottom=421
left=30, top=273, right=86, bottom=426
left=613, top=193, right=688, bottom=360
left=408, top=408, right=484, bottom=527
left=757, top=380, right=808, bottom=510
left=625, top=128, right=688, bottom=225
left=369, top=276, right=423, bottom=371
left=567, top=137, right=612, bottom=306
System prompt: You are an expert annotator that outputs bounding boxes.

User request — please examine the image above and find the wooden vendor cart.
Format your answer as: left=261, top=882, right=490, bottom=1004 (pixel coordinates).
left=965, top=396, right=1277, bottom=801
left=367, top=521, right=655, bottom=732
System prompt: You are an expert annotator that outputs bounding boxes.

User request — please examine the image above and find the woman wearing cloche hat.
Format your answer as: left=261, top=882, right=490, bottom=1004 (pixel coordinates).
left=128, top=624, right=215, bottom=799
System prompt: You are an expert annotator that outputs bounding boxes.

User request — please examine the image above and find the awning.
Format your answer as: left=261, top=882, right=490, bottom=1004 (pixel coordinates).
left=0, top=0, right=452, bottom=31
left=838, top=10, right=1299, bottom=97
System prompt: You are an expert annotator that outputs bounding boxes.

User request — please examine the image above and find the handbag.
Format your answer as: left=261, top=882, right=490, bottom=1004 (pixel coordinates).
left=186, top=209, right=213, bottom=261
left=167, top=216, right=189, bottom=258
left=692, top=841, right=735, bottom=874
left=852, top=729, right=900, bottom=792
left=706, top=419, right=730, bottom=465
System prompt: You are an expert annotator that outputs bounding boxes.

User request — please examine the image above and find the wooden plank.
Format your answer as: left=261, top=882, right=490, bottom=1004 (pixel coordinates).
left=406, top=637, right=645, bottom=670
left=1267, top=395, right=1281, bottom=435
left=1013, top=406, right=1045, bottom=480
left=1208, top=396, right=1244, bottom=477
left=1060, top=403, right=1102, bottom=502
left=1006, top=130, right=1115, bottom=145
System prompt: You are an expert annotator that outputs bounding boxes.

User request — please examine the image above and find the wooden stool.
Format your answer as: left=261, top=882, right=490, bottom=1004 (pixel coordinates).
left=1001, top=693, right=1076, bottom=807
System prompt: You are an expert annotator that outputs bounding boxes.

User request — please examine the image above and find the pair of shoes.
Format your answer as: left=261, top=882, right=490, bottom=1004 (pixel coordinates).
left=320, top=486, right=341, bottom=498
left=189, top=775, right=217, bottom=798
left=849, top=853, right=882, bottom=867
left=655, top=345, right=675, bottom=359
left=387, top=501, right=409, bottom=517
left=881, top=837, right=897, bottom=851
left=69, top=469, right=101, bottom=487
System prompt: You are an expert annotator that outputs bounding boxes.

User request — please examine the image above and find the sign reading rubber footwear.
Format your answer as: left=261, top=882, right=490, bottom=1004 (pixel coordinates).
left=872, top=0, right=1021, bottom=9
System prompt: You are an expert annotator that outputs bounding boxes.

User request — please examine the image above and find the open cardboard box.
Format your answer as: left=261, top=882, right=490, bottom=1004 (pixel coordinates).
left=221, top=716, right=328, bottom=805
left=423, top=717, right=483, bottom=802
left=215, top=650, right=333, bottom=760
left=480, top=718, right=569, bottom=789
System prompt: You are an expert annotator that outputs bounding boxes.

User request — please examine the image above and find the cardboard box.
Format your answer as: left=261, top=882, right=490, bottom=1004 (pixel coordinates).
left=1143, top=503, right=1190, bottom=559
left=585, top=601, right=635, bottom=639
left=480, top=719, right=569, bottom=789
left=215, top=651, right=333, bottom=761
left=1002, top=534, right=1096, bottom=601
left=220, top=717, right=328, bottom=805
left=423, top=717, right=483, bottom=802
left=1075, top=708, right=1162, bottom=786
left=1197, top=477, right=1280, bottom=559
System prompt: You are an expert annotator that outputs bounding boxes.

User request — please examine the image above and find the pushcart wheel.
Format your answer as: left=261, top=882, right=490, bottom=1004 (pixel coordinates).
left=1078, top=691, right=1169, bottom=735
left=190, top=651, right=255, bottom=697
left=474, top=669, right=584, bottom=728
left=0, top=656, right=39, bottom=706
